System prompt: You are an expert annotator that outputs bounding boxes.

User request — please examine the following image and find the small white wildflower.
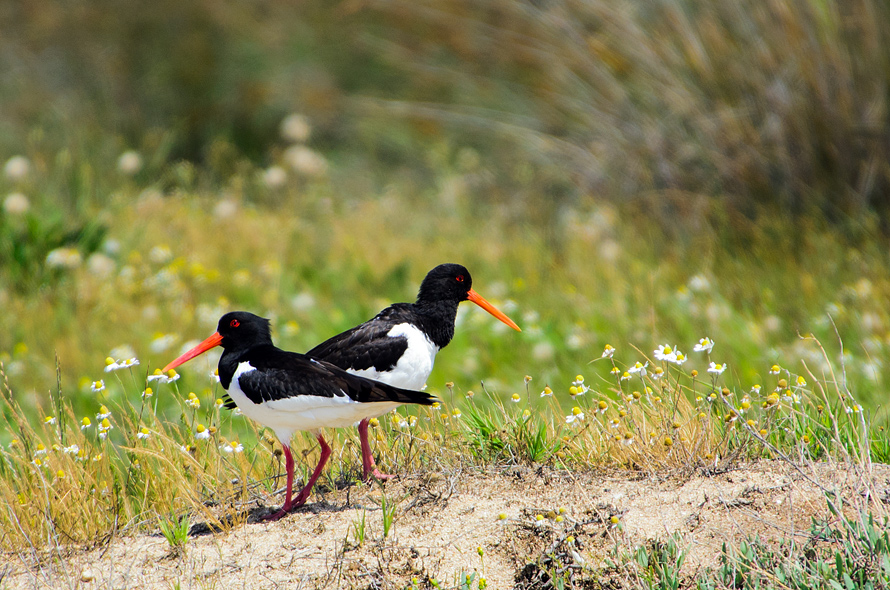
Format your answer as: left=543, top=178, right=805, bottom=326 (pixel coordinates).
left=90, top=380, right=105, bottom=393
left=540, top=386, right=553, bottom=397
left=280, top=113, right=312, bottom=143
left=148, top=245, right=173, bottom=264
left=98, top=418, right=113, bottom=439
left=261, top=166, right=288, bottom=189
left=671, top=351, right=687, bottom=365
left=570, top=375, right=589, bottom=395
left=3, top=192, right=30, bottom=215
left=120, top=357, right=140, bottom=369
left=284, top=145, right=327, bottom=177
left=4, top=155, right=30, bottom=181
left=147, top=369, right=180, bottom=384
left=86, top=253, right=116, bottom=278
left=688, top=274, right=710, bottom=292
left=693, top=337, right=715, bottom=353
left=96, top=405, right=111, bottom=420
left=149, top=333, right=178, bottom=354
left=708, top=362, right=727, bottom=375
left=769, top=365, right=781, bottom=375
left=195, top=424, right=210, bottom=440
left=117, top=150, right=143, bottom=175
left=602, top=344, right=616, bottom=358
left=63, top=444, right=80, bottom=454
left=565, top=406, right=585, bottom=425
left=46, top=247, right=82, bottom=269
left=220, top=441, right=244, bottom=453
left=628, top=361, right=648, bottom=377
left=137, top=427, right=151, bottom=440
left=290, top=292, right=316, bottom=312
left=654, top=344, right=676, bottom=362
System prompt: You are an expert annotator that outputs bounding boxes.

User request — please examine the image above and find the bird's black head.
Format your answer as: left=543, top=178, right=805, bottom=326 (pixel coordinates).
left=416, top=263, right=473, bottom=304
left=162, top=311, right=275, bottom=373
left=217, top=311, right=273, bottom=351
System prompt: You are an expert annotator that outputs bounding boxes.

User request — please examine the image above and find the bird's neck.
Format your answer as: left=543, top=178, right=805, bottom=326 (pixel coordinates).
left=218, top=343, right=275, bottom=388
left=413, top=299, right=460, bottom=349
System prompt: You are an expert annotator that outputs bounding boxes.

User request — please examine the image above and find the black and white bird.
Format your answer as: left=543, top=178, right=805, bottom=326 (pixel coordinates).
left=161, top=311, right=435, bottom=521
left=307, top=263, right=520, bottom=480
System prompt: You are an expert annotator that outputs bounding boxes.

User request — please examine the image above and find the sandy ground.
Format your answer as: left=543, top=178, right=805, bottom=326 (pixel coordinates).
left=3, top=460, right=888, bottom=589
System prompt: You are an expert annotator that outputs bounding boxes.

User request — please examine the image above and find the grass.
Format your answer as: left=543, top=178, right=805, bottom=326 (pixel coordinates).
left=363, top=0, right=890, bottom=222
left=0, top=329, right=883, bottom=554
left=158, top=514, right=190, bottom=552
left=1, top=144, right=889, bottom=587
left=1, top=126, right=889, bottom=587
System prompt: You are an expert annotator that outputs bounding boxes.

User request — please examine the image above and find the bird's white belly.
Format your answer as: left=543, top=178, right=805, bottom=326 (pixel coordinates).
left=349, top=323, right=439, bottom=391
left=226, top=362, right=401, bottom=443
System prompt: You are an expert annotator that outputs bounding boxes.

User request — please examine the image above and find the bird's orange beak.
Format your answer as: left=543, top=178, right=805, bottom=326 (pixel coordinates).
left=162, top=332, right=223, bottom=372
left=466, top=289, right=521, bottom=331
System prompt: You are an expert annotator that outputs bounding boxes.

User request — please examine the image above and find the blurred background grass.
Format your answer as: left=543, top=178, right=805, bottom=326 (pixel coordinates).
left=1, top=0, right=889, bottom=424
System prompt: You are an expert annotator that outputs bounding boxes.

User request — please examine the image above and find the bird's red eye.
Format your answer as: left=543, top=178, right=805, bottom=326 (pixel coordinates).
left=456, top=275, right=464, bottom=282
left=230, top=319, right=240, bottom=328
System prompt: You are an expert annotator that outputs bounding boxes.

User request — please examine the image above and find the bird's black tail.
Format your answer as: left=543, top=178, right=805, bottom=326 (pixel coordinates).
left=351, top=376, right=438, bottom=406
left=358, top=378, right=438, bottom=406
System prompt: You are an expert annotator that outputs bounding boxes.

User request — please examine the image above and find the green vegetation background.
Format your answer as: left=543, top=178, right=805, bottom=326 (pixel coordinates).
left=1, top=0, right=889, bottom=423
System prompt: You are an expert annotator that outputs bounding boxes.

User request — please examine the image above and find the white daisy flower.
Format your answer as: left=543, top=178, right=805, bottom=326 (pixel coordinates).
left=628, top=361, right=648, bottom=377
left=654, top=344, right=676, bottom=362
left=565, top=407, right=585, bottom=424
left=693, top=338, right=715, bottom=354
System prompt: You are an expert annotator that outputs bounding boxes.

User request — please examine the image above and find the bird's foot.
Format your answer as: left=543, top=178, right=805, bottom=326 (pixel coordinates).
left=364, top=468, right=396, bottom=483
left=262, top=496, right=309, bottom=522
left=262, top=507, right=290, bottom=522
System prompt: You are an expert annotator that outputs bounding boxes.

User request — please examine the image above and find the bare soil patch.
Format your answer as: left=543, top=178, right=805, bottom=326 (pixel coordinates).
left=4, top=460, right=888, bottom=589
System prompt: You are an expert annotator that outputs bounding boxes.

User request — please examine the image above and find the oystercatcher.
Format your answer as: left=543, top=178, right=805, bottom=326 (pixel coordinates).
left=161, top=311, right=435, bottom=521
left=307, top=263, right=520, bottom=481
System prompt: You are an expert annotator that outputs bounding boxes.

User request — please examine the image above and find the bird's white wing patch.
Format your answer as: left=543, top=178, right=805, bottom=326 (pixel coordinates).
left=348, top=323, right=438, bottom=390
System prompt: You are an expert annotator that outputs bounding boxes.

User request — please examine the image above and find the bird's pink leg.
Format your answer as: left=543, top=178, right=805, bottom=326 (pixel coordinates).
left=264, top=435, right=331, bottom=521
left=358, top=418, right=394, bottom=482
left=291, top=434, right=331, bottom=507
left=264, top=444, right=297, bottom=522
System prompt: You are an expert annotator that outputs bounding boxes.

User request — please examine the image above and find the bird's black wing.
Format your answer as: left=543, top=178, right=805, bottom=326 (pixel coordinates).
left=235, top=347, right=436, bottom=406
left=306, top=304, right=418, bottom=372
